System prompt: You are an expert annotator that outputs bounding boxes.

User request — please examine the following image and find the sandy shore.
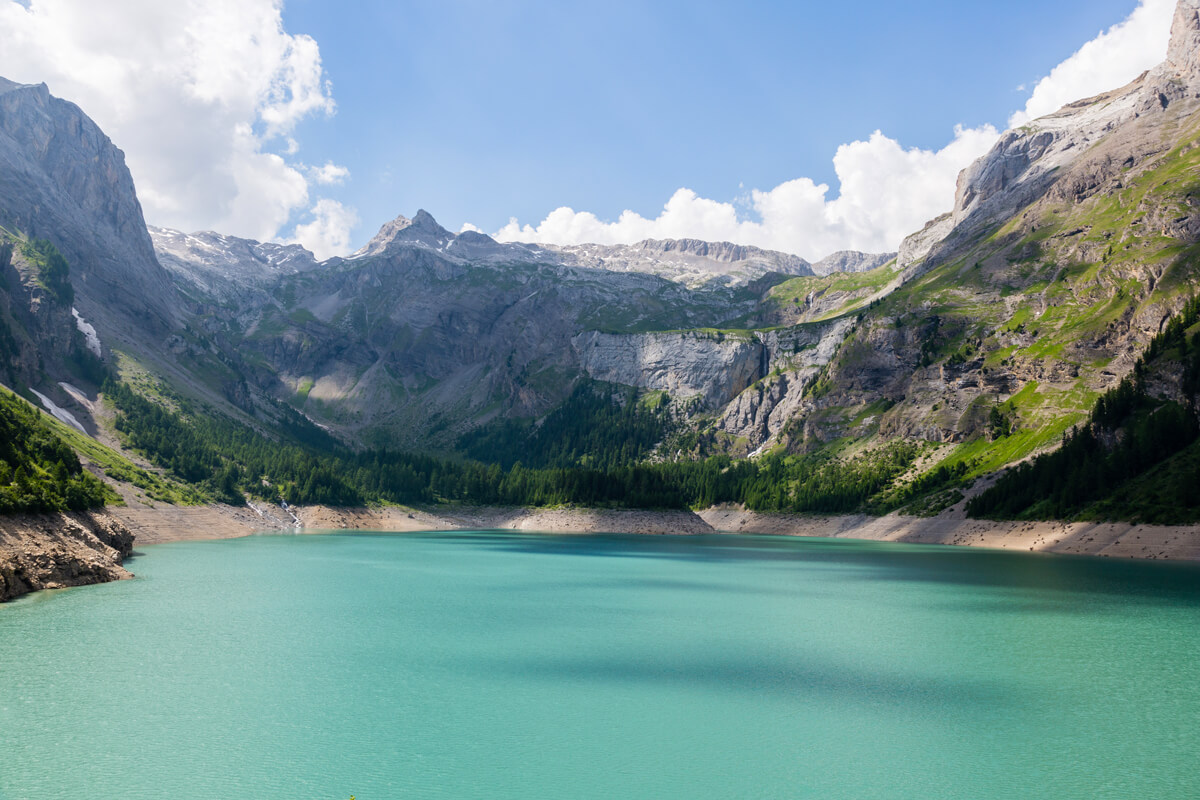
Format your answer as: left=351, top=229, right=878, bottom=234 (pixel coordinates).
left=103, top=501, right=1200, bottom=562
left=697, top=508, right=1200, bottom=561
left=6, top=500, right=1198, bottom=602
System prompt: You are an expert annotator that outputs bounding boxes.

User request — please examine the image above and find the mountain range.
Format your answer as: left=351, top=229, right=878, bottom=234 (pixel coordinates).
left=1, top=0, right=1199, bottom=551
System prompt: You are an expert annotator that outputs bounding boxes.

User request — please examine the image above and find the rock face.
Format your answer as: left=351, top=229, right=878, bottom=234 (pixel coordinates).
left=0, top=241, right=82, bottom=390
left=151, top=226, right=321, bottom=305
left=1165, top=0, right=1200, bottom=81
left=0, top=511, right=134, bottom=602
left=545, top=238, right=816, bottom=287
left=0, top=79, right=177, bottom=332
left=714, top=318, right=858, bottom=452
left=573, top=331, right=766, bottom=408
left=811, top=251, right=895, bottom=276
left=897, top=213, right=952, bottom=273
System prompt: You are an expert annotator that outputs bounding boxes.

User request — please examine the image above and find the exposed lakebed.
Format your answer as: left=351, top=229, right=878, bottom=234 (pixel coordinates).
left=2, top=532, right=1198, bottom=799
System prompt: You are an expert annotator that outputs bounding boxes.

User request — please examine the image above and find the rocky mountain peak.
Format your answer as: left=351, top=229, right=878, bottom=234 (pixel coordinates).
left=0, top=76, right=30, bottom=95
left=811, top=250, right=895, bottom=276
left=1165, top=0, right=1200, bottom=81
left=411, top=209, right=448, bottom=235
left=0, top=75, right=177, bottom=331
left=918, top=0, right=1200, bottom=270
left=354, top=209, right=454, bottom=258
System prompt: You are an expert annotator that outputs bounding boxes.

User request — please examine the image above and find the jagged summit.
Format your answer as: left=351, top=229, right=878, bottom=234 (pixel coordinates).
left=354, top=209, right=454, bottom=258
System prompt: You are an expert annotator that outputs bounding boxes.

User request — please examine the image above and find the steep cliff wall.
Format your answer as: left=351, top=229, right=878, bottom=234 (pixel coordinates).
left=573, top=330, right=766, bottom=408
left=0, top=78, right=177, bottom=332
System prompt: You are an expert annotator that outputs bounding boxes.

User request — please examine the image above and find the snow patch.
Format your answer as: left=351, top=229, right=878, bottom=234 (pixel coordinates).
left=748, top=442, right=771, bottom=459
left=71, top=307, right=101, bottom=357
left=31, top=389, right=88, bottom=435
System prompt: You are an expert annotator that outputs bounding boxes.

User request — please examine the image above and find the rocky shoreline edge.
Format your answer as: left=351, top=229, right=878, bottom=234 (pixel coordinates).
left=0, top=510, right=134, bottom=602
left=3, top=503, right=1198, bottom=603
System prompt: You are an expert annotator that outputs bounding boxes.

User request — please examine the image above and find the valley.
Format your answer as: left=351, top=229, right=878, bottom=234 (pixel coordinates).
left=2, top=1, right=1200, bottom=599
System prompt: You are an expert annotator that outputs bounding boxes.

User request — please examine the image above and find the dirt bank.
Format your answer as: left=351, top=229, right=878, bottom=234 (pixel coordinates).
left=0, top=509, right=134, bottom=602
left=115, top=502, right=1200, bottom=562
left=696, top=508, right=1200, bottom=561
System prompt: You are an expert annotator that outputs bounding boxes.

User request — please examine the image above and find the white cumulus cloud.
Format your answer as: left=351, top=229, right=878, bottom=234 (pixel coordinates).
left=289, top=199, right=360, bottom=261
left=1010, top=0, right=1175, bottom=128
left=307, top=161, right=351, bottom=186
left=496, top=125, right=999, bottom=260
left=495, top=0, right=1176, bottom=259
left=0, top=0, right=354, bottom=255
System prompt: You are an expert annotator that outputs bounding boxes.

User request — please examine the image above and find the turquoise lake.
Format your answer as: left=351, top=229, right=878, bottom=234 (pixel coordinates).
left=1, top=531, right=1199, bottom=799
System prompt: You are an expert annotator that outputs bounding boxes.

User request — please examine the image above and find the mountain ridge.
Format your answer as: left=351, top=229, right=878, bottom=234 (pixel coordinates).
left=0, top=1, right=1197, bottom=554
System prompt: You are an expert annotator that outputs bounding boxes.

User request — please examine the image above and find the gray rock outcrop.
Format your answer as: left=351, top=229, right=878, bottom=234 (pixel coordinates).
left=811, top=251, right=895, bottom=276
left=897, top=213, right=952, bottom=273
left=0, top=78, right=177, bottom=332
left=573, top=330, right=766, bottom=408
left=150, top=226, right=321, bottom=305
left=543, top=238, right=814, bottom=287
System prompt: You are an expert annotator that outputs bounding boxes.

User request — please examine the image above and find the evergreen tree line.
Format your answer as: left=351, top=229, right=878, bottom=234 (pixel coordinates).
left=456, top=382, right=673, bottom=471
left=0, top=389, right=110, bottom=513
left=968, top=297, right=1200, bottom=521
left=104, top=376, right=926, bottom=514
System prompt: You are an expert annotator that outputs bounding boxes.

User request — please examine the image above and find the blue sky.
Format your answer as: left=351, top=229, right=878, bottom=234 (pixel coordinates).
left=282, top=0, right=1142, bottom=239
left=0, top=0, right=1177, bottom=258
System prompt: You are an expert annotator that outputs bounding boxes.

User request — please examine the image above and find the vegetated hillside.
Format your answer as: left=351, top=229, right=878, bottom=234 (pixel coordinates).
left=969, top=297, right=1200, bottom=524
left=3, top=4, right=1200, bottom=527
left=0, top=385, right=112, bottom=513
left=95, top=363, right=959, bottom=514
left=721, top=8, right=1200, bottom=508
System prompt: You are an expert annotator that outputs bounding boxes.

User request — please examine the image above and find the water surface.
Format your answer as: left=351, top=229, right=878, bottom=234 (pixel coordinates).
left=2, top=532, right=1198, bottom=799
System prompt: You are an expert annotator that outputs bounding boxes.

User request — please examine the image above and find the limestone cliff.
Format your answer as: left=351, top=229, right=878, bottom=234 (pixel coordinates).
left=0, top=78, right=177, bottom=333
left=573, top=331, right=766, bottom=409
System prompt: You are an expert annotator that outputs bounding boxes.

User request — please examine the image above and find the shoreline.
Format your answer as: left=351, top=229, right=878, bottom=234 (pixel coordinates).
left=6, top=502, right=1198, bottom=603
left=117, top=502, right=1200, bottom=561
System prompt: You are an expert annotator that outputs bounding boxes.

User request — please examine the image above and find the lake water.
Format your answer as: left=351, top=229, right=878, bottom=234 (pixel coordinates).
left=1, top=531, right=1199, bottom=799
